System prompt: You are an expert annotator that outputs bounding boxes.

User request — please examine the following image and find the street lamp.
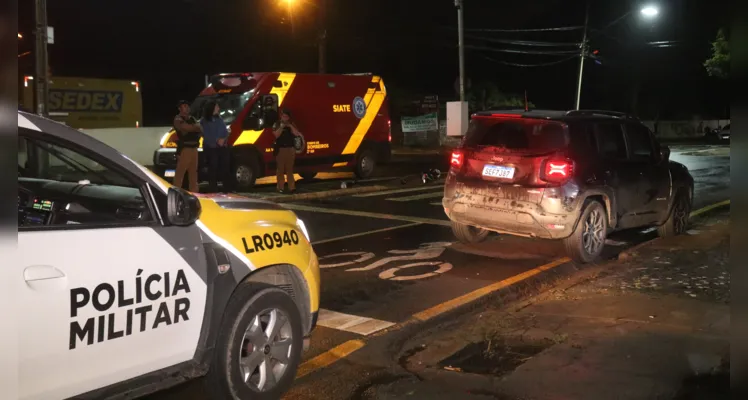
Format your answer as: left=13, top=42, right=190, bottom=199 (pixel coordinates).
left=640, top=5, right=659, bottom=18
left=574, top=3, right=661, bottom=110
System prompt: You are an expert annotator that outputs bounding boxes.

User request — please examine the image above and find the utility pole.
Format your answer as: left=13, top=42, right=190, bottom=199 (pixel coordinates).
left=318, top=0, right=327, bottom=73
left=456, top=0, right=466, bottom=101
left=34, top=0, right=49, bottom=117
left=574, top=1, right=589, bottom=110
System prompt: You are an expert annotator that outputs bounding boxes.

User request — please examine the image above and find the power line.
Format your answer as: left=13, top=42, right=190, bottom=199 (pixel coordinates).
left=445, top=25, right=584, bottom=33
left=466, top=34, right=581, bottom=47
left=465, top=44, right=580, bottom=56
left=481, top=54, right=579, bottom=67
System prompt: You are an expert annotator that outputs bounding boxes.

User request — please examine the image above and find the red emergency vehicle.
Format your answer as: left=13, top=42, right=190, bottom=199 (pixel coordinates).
left=152, top=72, right=392, bottom=189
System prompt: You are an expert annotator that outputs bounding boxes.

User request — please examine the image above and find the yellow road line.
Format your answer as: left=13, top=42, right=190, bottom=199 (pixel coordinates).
left=354, top=184, right=443, bottom=198
left=312, top=223, right=422, bottom=245
left=412, top=257, right=571, bottom=322
left=296, top=339, right=366, bottom=378
left=690, top=199, right=730, bottom=218
left=387, top=191, right=444, bottom=202
left=282, top=204, right=452, bottom=227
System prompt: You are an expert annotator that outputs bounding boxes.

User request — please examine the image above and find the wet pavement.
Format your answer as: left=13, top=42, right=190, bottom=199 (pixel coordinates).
left=149, top=144, right=730, bottom=399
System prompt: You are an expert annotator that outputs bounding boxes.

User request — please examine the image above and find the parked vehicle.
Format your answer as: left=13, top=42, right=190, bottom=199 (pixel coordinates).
left=443, top=109, right=694, bottom=263
left=20, top=76, right=143, bottom=129
left=152, top=72, right=392, bottom=189
left=17, top=111, right=320, bottom=399
left=718, top=124, right=730, bottom=142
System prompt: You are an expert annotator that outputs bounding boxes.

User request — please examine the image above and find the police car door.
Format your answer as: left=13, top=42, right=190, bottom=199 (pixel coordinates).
left=17, top=123, right=206, bottom=400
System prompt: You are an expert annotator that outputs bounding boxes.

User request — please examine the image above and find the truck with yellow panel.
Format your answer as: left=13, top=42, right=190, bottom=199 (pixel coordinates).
left=20, top=76, right=143, bottom=129
left=152, top=72, right=392, bottom=189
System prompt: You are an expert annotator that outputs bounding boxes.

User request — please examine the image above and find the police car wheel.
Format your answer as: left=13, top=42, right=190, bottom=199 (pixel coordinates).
left=206, top=286, right=303, bottom=399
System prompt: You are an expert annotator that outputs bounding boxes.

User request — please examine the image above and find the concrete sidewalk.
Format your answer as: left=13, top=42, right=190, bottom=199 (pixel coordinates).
left=383, top=210, right=730, bottom=400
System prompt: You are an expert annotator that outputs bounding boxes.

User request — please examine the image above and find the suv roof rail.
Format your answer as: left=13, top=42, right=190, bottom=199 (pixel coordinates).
left=565, top=109, right=639, bottom=119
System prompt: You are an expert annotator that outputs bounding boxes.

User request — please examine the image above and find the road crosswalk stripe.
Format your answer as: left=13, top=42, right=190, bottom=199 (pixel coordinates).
left=354, top=185, right=442, bottom=198
left=316, top=309, right=396, bottom=336
left=387, top=191, right=444, bottom=202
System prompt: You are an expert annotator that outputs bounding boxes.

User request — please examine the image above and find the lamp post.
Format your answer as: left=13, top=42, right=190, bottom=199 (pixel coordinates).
left=455, top=0, right=466, bottom=102
left=285, top=0, right=295, bottom=37
left=34, top=0, right=49, bottom=117
left=574, top=3, right=660, bottom=110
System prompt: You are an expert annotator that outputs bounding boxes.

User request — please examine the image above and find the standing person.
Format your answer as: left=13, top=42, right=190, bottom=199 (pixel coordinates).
left=173, top=100, right=202, bottom=192
left=273, top=109, right=301, bottom=193
left=201, top=100, right=234, bottom=193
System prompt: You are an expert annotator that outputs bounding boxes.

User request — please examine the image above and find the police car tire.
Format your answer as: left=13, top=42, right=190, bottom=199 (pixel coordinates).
left=205, top=286, right=303, bottom=400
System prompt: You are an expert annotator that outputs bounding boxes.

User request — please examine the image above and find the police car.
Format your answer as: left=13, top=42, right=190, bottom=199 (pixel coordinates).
left=17, top=111, right=320, bottom=399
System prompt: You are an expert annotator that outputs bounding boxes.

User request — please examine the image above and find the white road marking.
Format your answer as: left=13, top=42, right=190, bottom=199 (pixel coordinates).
left=316, top=309, right=395, bottom=336
left=319, top=252, right=376, bottom=269
left=282, top=204, right=452, bottom=226
left=354, top=185, right=442, bottom=198
left=387, top=191, right=444, bottom=202
left=378, top=261, right=453, bottom=281
left=312, top=223, right=422, bottom=245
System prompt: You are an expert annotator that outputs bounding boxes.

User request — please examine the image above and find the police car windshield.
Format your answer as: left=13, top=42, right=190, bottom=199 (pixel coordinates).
left=190, top=90, right=254, bottom=125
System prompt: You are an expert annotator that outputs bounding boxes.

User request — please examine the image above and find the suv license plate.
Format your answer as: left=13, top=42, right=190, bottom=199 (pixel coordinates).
left=482, top=165, right=515, bottom=179
left=165, top=169, right=176, bottom=178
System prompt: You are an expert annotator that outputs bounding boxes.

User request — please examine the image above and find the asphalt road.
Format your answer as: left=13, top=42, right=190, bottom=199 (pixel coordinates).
left=149, top=144, right=730, bottom=400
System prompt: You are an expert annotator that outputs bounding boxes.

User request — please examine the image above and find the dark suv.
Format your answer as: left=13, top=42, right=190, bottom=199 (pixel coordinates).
left=442, top=109, right=694, bottom=263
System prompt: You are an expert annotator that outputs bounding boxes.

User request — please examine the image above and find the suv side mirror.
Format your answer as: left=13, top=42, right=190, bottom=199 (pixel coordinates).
left=659, top=145, right=670, bottom=163
left=166, top=187, right=201, bottom=226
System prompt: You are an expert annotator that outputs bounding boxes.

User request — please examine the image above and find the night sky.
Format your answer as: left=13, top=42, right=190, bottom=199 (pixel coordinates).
left=18, top=0, right=729, bottom=126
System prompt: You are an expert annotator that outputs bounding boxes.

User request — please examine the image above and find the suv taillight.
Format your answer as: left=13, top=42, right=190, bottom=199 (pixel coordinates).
left=450, top=150, right=464, bottom=170
left=540, top=159, right=574, bottom=183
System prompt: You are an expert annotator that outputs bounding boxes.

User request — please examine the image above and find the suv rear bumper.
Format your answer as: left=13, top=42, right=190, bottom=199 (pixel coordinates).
left=442, top=186, right=581, bottom=240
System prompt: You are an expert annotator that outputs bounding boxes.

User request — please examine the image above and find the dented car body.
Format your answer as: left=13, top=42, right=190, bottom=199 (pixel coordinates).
left=443, top=109, right=694, bottom=263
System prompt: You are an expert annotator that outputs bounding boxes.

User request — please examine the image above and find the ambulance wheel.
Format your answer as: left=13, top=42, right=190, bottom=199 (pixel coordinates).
left=206, top=286, right=303, bottom=400
left=354, top=149, right=376, bottom=179
left=233, top=154, right=259, bottom=190
left=299, top=172, right=317, bottom=180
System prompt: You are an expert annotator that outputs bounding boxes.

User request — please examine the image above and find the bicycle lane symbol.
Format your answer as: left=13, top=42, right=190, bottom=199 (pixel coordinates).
left=317, top=242, right=454, bottom=281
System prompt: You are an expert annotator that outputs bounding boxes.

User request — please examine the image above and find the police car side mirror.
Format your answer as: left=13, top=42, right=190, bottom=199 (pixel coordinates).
left=167, top=187, right=201, bottom=226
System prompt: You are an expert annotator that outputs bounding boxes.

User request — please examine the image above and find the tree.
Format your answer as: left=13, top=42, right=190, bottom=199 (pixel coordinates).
left=466, top=81, right=533, bottom=113
left=704, top=28, right=729, bottom=79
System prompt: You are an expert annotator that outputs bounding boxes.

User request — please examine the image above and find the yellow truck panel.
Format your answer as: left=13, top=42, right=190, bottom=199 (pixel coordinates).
left=21, top=76, right=142, bottom=129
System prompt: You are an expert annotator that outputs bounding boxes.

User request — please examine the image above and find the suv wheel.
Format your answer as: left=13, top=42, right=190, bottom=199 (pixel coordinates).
left=657, top=191, right=691, bottom=237
left=206, top=286, right=303, bottom=400
left=563, top=200, right=608, bottom=263
left=451, top=221, right=489, bottom=244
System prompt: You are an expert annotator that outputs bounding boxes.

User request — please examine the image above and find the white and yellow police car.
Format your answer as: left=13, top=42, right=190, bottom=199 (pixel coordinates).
left=16, top=111, right=320, bottom=399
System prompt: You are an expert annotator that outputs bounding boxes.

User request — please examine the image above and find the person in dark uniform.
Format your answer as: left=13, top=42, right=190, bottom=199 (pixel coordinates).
left=173, top=100, right=202, bottom=192
left=273, top=109, right=301, bottom=193
left=200, top=100, right=234, bottom=193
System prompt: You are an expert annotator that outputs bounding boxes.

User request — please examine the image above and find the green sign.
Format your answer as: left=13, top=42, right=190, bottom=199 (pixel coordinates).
left=401, top=112, right=438, bottom=133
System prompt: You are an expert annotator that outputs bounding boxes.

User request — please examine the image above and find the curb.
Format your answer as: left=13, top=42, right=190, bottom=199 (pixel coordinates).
left=261, top=184, right=390, bottom=203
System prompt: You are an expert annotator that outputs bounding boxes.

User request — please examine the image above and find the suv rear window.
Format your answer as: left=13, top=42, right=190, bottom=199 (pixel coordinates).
left=465, top=118, right=569, bottom=151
